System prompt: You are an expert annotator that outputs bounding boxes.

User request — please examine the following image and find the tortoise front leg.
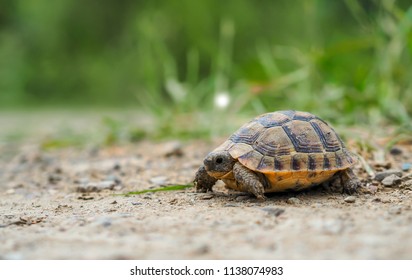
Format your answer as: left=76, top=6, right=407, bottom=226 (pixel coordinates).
left=194, top=165, right=217, bottom=193
left=233, top=162, right=266, bottom=200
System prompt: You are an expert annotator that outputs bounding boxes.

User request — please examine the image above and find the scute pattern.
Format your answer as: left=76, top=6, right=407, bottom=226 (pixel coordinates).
left=310, top=119, right=343, bottom=152
left=257, top=112, right=291, bottom=128
left=229, top=121, right=263, bottom=145
left=291, top=153, right=308, bottom=171
left=227, top=143, right=253, bottom=158
left=211, top=110, right=358, bottom=192
left=282, top=120, right=324, bottom=153
left=254, top=126, right=293, bottom=157
left=238, top=150, right=264, bottom=170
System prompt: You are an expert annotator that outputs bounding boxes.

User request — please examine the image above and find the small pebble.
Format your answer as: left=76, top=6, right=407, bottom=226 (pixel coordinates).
left=235, top=195, right=250, bottom=202
left=48, top=174, right=62, bottom=184
left=54, top=167, right=63, bottom=174
left=344, top=196, right=356, bottom=203
left=77, top=180, right=117, bottom=192
left=224, top=203, right=238, bottom=207
left=131, top=202, right=142, bottom=206
left=194, top=244, right=210, bottom=255
left=287, top=197, right=301, bottom=205
left=106, top=175, right=121, bottom=184
left=401, top=163, right=411, bottom=172
left=149, top=176, right=168, bottom=185
left=98, top=180, right=116, bottom=188
left=364, top=183, right=378, bottom=194
left=374, top=170, right=402, bottom=182
left=389, top=147, right=403, bottom=156
left=94, top=217, right=112, bottom=227
left=6, top=189, right=15, bottom=194
left=74, top=177, right=89, bottom=185
left=199, top=194, right=214, bottom=200
left=161, top=141, right=183, bottom=157
left=77, top=196, right=94, bottom=200
left=261, top=207, right=285, bottom=217
left=401, top=179, right=412, bottom=189
left=381, top=174, right=402, bottom=187
left=169, top=198, right=178, bottom=205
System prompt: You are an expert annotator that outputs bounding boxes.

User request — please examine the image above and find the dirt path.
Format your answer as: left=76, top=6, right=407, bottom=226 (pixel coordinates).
left=1, top=133, right=412, bottom=259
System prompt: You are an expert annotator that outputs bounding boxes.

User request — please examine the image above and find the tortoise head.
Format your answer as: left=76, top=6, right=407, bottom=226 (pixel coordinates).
left=203, top=151, right=236, bottom=178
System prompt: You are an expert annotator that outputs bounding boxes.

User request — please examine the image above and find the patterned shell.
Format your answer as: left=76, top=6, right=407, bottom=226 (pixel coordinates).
left=214, top=110, right=357, bottom=191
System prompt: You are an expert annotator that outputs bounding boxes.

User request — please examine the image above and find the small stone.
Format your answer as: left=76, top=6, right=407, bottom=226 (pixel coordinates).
left=110, top=200, right=117, bottom=204
left=364, top=183, right=378, bottom=194
left=106, top=175, right=122, bottom=184
left=401, top=163, right=411, bottom=172
left=54, top=167, right=63, bottom=174
left=77, top=180, right=117, bottom=192
left=149, top=176, right=168, bottom=185
left=113, top=185, right=123, bottom=191
left=78, top=195, right=94, bottom=200
left=261, top=207, right=285, bottom=217
left=389, top=147, right=403, bottom=156
left=199, top=194, right=214, bottom=200
left=169, top=198, right=178, bottom=205
left=381, top=174, right=402, bottom=187
left=131, top=202, right=142, bottom=206
left=95, top=217, right=112, bottom=227
left=374, top=170, right=403, bottom=182
left=235, top=195, right=250, bottom=202
left=48, top=174, right=62, bottom=184
left=287, top=197, right=301, bottom=204
left=97, top=180, right=116, bottom=189
left=194, top=244, right=210, bottom=255
left=401, top=179, right=412, bottom=189
left=5, top=189, right=15, bottom=194
left=162, top=141, right=184, bottom=157
left=224, top=203, right=238, bottom=207
left=388, top=206, right=402, bottom=215
left=344, top=196, right=356, bottom=203
left=74, top=177, right=89, bottom=184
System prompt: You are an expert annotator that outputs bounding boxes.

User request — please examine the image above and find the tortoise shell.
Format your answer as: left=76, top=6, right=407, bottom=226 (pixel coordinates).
left=213, top=110, right=357, bottom=192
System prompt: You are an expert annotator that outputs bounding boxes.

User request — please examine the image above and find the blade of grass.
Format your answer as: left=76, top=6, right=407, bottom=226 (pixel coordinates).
left=116, top=184, right=193, bottom=196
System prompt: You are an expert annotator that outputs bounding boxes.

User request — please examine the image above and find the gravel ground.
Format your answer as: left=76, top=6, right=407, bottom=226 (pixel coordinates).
left=0, top=113, right=412, bottom=259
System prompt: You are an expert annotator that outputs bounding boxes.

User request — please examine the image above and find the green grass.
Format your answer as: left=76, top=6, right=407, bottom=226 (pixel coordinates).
left=134, top=0, right=412, bottom=137
left=160, top=3, right=409, bottom=140
left=1, top=0, right=412, bottom=141
left=117, top=184, right=193, bottom=196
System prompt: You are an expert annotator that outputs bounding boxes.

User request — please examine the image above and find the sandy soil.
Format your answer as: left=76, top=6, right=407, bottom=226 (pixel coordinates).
left=0, top=114, right=412, bottom=260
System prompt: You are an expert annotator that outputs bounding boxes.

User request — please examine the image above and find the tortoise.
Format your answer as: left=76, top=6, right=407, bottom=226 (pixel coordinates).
left=194, top=110, right=359, bottom=200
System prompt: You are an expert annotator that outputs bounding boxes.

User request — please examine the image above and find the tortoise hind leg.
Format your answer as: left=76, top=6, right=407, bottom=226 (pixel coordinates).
left=338, top=168, right=360, bottom=194
left=233, top=162, right=266, bottom=200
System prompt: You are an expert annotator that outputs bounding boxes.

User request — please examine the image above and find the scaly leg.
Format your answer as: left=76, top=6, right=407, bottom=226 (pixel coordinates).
left=194, top=165, right=217, bottom=193
left=233, top=162, right=266, bottom=200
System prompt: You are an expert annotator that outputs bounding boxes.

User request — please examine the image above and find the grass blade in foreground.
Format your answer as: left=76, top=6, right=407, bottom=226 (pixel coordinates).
left=117, top=184, right=193, bottom=196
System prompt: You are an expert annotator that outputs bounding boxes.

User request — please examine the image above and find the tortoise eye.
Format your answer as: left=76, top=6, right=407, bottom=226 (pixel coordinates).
left=216, top=157, right=223, bottom=164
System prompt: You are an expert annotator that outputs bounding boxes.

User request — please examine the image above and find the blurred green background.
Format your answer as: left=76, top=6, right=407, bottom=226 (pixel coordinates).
left=1, top=0, right=412, bottom=135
